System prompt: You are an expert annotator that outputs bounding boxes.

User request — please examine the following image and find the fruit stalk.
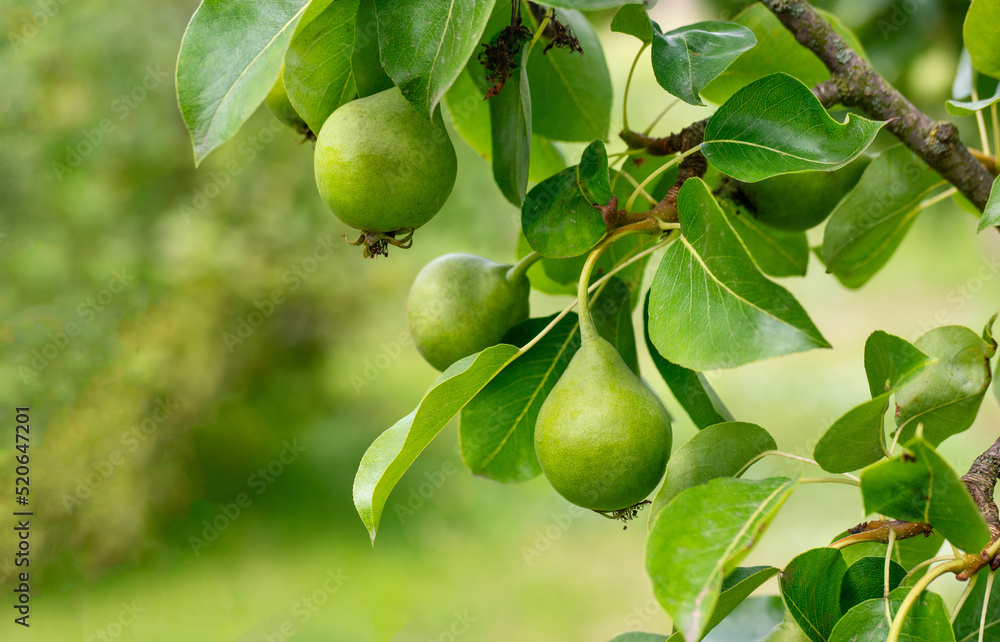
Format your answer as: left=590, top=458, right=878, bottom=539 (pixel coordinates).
left=505, top=251, right=542, bottom=285
left=576, top=222, right=659, bottom=344
left=886, top=558, right=965, bottom=642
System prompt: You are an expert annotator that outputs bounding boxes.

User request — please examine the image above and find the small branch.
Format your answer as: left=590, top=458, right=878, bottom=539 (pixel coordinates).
left=952, top=573, right=978, bottom=624
left=829, top=520, right=933, bottom=549
left=888, top=559, right=967, bottom=642
left=620, top=81, right=841, bottom=158
left=760, top=0, right=995, bottom=211
left=959, top=434, right=1000, bottom=578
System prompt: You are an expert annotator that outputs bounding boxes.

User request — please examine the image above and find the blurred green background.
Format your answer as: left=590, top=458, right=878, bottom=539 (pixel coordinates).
left=1, top=0, right=999, bottom=640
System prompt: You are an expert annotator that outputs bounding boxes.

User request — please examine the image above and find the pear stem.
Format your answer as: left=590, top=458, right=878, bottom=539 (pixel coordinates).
left=622, top=42, right=650, bottom=134
left=517, top=230, right=673, bottom=356
left=507, top=251, right=543, bottom=284
left=576, top=221, right=660, bottom=345
left=886, top=559, right=966, bottom=642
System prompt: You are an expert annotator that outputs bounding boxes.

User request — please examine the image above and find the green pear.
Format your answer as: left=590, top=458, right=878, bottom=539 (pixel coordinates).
left=314, top=87, right=457, bottom=235
left=534, top=319, right=672, bottom=512
left=265, top=71, right=310, bottom=137
left=740, top=154, right=872, bottom=231
left=407, top=253, right=530, bottom=371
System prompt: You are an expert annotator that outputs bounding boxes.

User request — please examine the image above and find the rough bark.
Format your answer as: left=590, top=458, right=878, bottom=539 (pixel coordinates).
left=761, top=0, right=994, bottom=211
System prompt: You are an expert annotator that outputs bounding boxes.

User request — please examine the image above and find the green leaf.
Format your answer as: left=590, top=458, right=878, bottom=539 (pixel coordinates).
left=704, top=569, right=781, bottom=637
left=646, top=476, right=799, bottom=642
left=860, top=437, right=989, bottom=553
left=965, top=0, right=1000, bottom=78
left=490, top=44, right=531, bottom=206
left=717, top=197, right=809, bottom=278
left=444, top=65, right=564, bottom=183
left=644, top=294, right=734, bottom=430
left=375, top=0, right=495, bottom=118
left=521, top=140, right=612, bottom=259
left=821, top=145, right=941, bottom=289
left=953, top=572, right=1000, bottom=641
left=828, top=588, right=954, bottom=642
left=701, top=5, right=869, bottom=105
left=701, top=73, right=884, bottom=183
left=176, top=0, right=310, bottom=165
left=893, top=531, right=946, bottom=579
left=839, top=556, right=905, bottom=614
left=352, top=0, right=394, bottom=98
left=459, top=317, right=570, bottom=483
left=703, top=595, right=786, bottom=642
left=526, top=9, right=612, bottom=141
left=864, top=331, right=936, bottom=398
left=947, top=84, right=1000, bottom=116
left=284, top=0, right=360, bottom=135
left=814, top=331, right=935, bottom=473
left=650, top=21, right=756, bottom=106
left=894, top=325, right=993, bottom=446
left=977, top=177, right=1000, bottom=232
left=953, top=49, right=975, bottom=100
left=353, top=344, right=519, bottom=541
left=648, top=178, right=829, bottom=370
left=781, top=548, right=847, bottom=641
left=649, top=422, right=775, bottom=526
left=610, top=4, right=653, bottom=43
left=813, top=395, right=890, bottom=474
left=516, top=233, right=576, bottom=295
left=835, top=532, right=945, bottom=581
left=759, top=609, right=812, bottom=642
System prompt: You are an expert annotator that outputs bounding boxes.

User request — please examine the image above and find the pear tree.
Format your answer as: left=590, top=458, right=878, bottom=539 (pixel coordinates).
left=175, top=0, right=1000, bottom=639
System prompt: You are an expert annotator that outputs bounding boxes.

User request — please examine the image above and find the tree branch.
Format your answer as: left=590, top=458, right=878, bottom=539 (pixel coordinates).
left=760, top=0, right=994, bottom=211
left=959, top=434, right=1000, bottom=579
left=620, top=83, right=841, bottom=157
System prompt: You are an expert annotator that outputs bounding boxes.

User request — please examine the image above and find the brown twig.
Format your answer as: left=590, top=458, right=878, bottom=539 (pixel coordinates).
left=959, top=435, right=1000, bottom=578
left=760, top=0, right=994, bottom=211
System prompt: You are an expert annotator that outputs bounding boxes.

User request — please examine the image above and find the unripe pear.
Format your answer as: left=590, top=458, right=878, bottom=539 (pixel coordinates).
left=534, top=255, right=672, bottom=512
left=265, top=71, right=310, bottom=137
left=314, top=87, right=457, bottom=247
left=408, top=253, right=530, bottom=371
left=535, top=336, right=672, bottom=511
left=740, top=154, right=872, bottom=231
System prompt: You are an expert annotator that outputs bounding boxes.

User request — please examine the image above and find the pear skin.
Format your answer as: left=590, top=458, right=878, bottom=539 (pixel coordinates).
left=314, top=87, right=457, bottom=233
left=265, top=71, right=310, bottom=137
left=741, top=154, right=872, bottom=231
left=408, top=254, right=530, bottom=371
left=534, top=334, right=672, bottom=511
